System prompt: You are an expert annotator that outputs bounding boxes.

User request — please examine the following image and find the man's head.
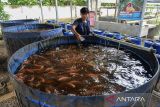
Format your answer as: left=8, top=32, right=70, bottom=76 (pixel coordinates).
left=80, top=7, right=89, bottom=20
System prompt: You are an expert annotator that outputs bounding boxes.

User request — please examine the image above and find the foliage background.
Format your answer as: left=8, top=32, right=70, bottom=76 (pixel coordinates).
left=0, top=2, right=9, bottom=20
left=7, top=0, right=86, bottom=6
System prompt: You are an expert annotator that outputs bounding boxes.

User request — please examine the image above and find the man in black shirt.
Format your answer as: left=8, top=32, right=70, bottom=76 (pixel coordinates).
left=71, top=7, right=90, bottom=41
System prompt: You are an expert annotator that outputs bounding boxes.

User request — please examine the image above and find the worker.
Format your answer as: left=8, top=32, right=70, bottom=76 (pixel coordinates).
left=71, top=7, right=90, bottom=41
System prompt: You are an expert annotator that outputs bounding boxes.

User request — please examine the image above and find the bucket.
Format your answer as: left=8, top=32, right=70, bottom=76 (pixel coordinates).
left=93, top=29, right=104, bottom=35
left=112, top=32, right=124, bottom=40
left=59, top=22, right=66, bottom=28
left=153, top=41, right=160, bottom=54
left=127, top=37, right=142, bottom=45
left=144, top=40, right=154, bottom=48
left=46, top=20, right=56, bottom=24
left=66, top=24, right=72, bottom=30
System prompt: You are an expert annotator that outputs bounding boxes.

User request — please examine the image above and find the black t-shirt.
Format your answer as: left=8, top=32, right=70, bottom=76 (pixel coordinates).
left=72, top=18, right=90, bottom=36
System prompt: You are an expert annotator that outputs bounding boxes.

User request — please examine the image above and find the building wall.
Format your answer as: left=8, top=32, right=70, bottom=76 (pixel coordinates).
left=4, top=5, right=115, bottom=20
left=4, top=5, right=82, bottom=20
left=95, top=21, right=149, bottom=36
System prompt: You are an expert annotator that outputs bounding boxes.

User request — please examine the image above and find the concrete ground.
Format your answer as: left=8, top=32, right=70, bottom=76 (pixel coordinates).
left=0, top=39, right=160, bottom=107
left=0, top=92, right=19, bottom=107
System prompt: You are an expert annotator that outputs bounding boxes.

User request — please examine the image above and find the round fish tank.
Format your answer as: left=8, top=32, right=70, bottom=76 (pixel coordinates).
left=8, top=36, right=160, bottom=107
left=0, top=19, right=39, bottom=30
left=2, top=24, right=62, bottom=56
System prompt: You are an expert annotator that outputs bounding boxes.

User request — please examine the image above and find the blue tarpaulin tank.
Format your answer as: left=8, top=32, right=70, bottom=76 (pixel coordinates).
left=8, top=36, right=160, bottom=107
left=0, top=19, right=39, bottom=30
left=144, top=40, right=154, bottom=48
left=2, top=24, right=62, bottom=56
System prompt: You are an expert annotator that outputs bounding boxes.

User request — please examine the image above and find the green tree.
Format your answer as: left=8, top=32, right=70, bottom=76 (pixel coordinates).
left=44, top=0, right=86, bottom=6
left=73, top=0, right=86, bottom=6
left=8, top=0, right=86, bottom=6
left=8, top=0, right=37, bottom=5
left=43, top=0, right=54, bottom=6
left=0, top=2, right=9, bottom=20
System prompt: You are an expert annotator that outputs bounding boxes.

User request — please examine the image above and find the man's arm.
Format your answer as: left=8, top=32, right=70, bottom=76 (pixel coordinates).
left=71, top=25, right=81, bottom=41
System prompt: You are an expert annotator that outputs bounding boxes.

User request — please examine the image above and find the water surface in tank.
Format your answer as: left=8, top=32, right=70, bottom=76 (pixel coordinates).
left=16, top=45, right=153, bottom=96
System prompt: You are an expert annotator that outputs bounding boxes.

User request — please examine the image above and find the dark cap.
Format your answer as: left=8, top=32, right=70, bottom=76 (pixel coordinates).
left=80, top=7, right=89, bottom=14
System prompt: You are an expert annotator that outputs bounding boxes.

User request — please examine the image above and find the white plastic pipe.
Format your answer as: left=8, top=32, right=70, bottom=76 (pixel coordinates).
left=95, top=0, right=98, bottom=21
left=70, top=0, right=73, bottom=22
left=139, top=0, right=147, bottom=37
left=55, top=0, right=58, bottom=22
left=39, top=0, right=44, bottom=22
left=87, top=0, right=90, bottom=10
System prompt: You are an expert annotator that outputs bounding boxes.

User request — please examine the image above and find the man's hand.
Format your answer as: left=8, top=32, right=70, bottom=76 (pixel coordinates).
left=76, top=34, right=81, bottom=41
left=72, top=25, right=82, bottom=41
left=76, top=34, right=85, bottom=41
left=71, top=24, right=85, bottom=41
left=89, top=31, right=95, bottom=36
